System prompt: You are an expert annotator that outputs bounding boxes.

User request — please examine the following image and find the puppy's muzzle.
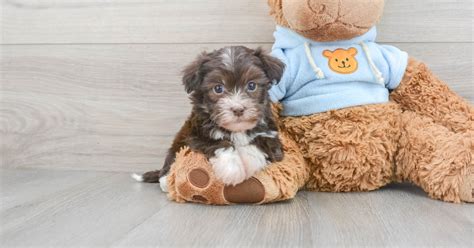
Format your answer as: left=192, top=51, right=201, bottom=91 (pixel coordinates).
left=231, top=107, right=245, bottom=117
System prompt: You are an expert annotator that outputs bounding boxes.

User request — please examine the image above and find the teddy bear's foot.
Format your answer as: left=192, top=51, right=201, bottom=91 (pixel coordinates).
left=396, top=112, right=473, bottom=203
left=165, top=130, right=309, bottom=205
left=166, top=148, right=281, bottom=205
left=186, top=168, right=280, bottom=204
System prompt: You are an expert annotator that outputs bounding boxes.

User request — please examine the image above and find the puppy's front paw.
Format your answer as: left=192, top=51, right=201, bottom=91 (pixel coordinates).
left=209, top=147, right=247, bottom=186
left=268, top=146, right=284, bottom=162
left=237, top=145, right=269, bottom=176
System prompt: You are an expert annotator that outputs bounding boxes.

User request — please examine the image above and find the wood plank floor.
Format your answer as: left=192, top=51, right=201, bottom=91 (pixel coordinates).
left=1, top=168, right=472, bottom=247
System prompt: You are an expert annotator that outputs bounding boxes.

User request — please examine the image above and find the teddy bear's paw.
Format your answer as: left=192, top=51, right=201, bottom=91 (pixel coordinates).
left=173, top=167, right=224, bottom=205
left=459, top=167, right=473, bottom=203
left=222, top=170, right=281, bottom=204
left=187, top=168, right=211, bottom=189
left=209, top=147, right=248, bottom=186
left=223, top=177, right=266, bottom=203
left=184, top=168, right=279, bottom=204
left=170, top=147, right=281, bottom=205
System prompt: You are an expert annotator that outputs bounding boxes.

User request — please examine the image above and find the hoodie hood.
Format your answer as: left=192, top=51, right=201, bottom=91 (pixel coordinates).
left=273, top=26, right=378, bottom=50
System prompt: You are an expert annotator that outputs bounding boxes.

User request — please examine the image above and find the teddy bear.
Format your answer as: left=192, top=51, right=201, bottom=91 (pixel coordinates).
left=159, top=0, right=473, bottom=204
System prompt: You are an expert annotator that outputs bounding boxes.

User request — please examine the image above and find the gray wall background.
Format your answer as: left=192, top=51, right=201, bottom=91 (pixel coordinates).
left=1, top=0, right=472, bottom=172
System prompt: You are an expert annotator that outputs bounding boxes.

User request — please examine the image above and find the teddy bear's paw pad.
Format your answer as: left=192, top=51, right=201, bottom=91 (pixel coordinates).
left=188, top=168, right=210, bottom=189
left=223, top=177, right=265, bottom=204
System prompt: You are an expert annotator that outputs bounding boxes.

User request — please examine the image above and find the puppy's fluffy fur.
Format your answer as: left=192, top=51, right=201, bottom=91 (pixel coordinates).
left=138, top=46, right=285, bottom=185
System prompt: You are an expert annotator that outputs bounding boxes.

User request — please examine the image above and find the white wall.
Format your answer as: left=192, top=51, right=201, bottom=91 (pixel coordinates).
left=1, top=0, right=472, bottom=172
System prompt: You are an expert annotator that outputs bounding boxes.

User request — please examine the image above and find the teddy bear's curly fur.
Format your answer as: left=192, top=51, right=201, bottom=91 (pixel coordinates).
left=163, top=0, right=473, bottom=204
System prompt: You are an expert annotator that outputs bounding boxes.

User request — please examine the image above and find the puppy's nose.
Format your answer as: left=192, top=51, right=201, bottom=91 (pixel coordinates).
left=231, top=107, right=245, bottom=117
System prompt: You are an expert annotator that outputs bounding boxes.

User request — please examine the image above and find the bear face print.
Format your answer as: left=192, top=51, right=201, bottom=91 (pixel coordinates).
left=323, top=48, right=359, bottom=74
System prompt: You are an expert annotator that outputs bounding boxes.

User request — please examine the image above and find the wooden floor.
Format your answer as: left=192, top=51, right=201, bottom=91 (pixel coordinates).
left=0, top=168, right=472, bottom=247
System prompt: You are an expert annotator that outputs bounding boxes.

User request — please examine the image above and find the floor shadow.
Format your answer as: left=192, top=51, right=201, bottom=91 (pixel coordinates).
left=379, top=182, right=427, bottom=198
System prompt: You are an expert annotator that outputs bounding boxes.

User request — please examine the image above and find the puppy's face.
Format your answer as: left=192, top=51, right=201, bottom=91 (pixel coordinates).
left=182, top=46, right=284, bottom=132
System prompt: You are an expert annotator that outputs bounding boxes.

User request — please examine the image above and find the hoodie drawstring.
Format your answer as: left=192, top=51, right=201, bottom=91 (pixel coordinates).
left=304, top=42, right=325, bottom=79
left=359, top=42, right=385, bottom=85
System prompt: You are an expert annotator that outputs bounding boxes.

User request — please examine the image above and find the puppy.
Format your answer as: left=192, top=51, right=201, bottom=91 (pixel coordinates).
left=133, top=46, right=285, bottom=188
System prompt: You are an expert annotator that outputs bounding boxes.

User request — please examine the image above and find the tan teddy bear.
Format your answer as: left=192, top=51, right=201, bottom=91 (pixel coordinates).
left=155, top=0, right=473, bottom=204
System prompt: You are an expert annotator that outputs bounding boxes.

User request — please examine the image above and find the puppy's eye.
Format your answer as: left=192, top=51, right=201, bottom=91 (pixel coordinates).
left=247, top=82, right=257, bottom=92
left=335, top=58, right=339, bottom=62
left=346, top=58, right=349, bottom=61
left=213, top=85, right=224, bottom=94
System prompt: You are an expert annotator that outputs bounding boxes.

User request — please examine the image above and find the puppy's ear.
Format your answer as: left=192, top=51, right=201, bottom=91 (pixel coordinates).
left=254, top=48, right=285, bottom=85
left=182, top=52, right=210, bottom=93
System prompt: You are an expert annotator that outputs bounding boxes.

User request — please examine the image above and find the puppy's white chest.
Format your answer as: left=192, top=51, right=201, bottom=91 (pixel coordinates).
left=230, top=132, right=253, bottom=146
left=230, top=132, right=268, bottom=174
left=210, top=132, right=268, bottom=185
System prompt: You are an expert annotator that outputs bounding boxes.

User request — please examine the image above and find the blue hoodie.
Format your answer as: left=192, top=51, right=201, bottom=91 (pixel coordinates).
left=269, top=26, right=408, bottom=116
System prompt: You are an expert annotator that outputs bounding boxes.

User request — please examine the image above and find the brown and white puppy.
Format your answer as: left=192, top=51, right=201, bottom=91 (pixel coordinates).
left=133, top=46, right=285, bottom=188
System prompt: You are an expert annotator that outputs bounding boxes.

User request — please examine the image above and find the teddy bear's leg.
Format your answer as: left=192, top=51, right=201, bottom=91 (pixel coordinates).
left=395, top=111, right=473, bottom=203
left=281, top=103, right=402, bottom=192
left=166, top=131, right=310, bottom=205
left=391, top=58, right=474, bottom=133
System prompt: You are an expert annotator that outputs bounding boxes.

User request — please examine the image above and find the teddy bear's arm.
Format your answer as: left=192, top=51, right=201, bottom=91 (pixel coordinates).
left=391, top=58, right=473, bottom=133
